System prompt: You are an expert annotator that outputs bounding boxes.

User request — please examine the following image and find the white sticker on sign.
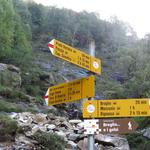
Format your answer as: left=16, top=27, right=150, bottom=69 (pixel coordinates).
left=84, top=119, right=99, bottom=134
left=87, top=105, right=95, bottom=113
left=93, top=61, right=99, bottom=69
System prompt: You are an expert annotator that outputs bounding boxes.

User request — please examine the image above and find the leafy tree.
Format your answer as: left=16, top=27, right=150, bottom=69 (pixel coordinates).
left=0, top=0, right=32, bottom=69
left=0, top=0, right=15, bottom=61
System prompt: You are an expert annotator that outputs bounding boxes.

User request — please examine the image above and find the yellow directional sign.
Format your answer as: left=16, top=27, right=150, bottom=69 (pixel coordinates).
left=48, top=76, right=94, bottom=105
left=83, top=99, right=150, bottom=118
left=48, top=39, right=101, bottom=75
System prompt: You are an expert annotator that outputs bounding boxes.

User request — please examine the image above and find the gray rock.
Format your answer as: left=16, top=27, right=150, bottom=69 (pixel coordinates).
left=15, top=135, right=38, bottom=144
left=46, top=124, right=56, bottom=130
left=56, top=116, right=67, bottom=122
left=17, top=112, right=33, bottom=126
left=95, top=134, right=130, bottom=150
left=55, top=131, right=66, bottom=138
left=9, top=112, right=18, bottom=119
left=33, top=113, right=48, bottom=125
left=25, top=125, right=39, bottom=136
left=77, top=138, right=88, bottom=150
left=68, top=133, right=80, bottom=141
left=77, top=122, right=84, bottom=129
left=57, top=127, right=67, bottom=132
left=66, top=141, right=78, bottom=149
left=69, top=120, right=82, bottom=124
left=54, top=119, right=61, bottom=126
left=143, top=127, right=150, bottom=139
left=0, top=63, right=7, bottom=70
left=15, top=135, right=37, bottom=150
left=61, top=121, right=74, bottom=130
left=47, top=113, right=57, bottom=120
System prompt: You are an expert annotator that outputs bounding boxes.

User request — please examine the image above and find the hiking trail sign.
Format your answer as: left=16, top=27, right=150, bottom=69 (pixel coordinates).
left=46, top=75, right=94, bottom=106
left=83, top=99, right=150, bottom=118
left=84, top=118, right=138, bottom=134
left=48, top=39, right=101, bottom=75
left=98, top=118, right=138, bottom=134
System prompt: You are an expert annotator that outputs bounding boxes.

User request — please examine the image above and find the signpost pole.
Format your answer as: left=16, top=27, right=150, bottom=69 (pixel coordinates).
left=88, top=134, right=95, bottom=150
left=87, top=40, right=95, bottom=150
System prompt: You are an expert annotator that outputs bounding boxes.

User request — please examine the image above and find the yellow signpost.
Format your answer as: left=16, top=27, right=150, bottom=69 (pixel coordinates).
left=83, top=99, right=150, bottom=118
left=48, top=75, right=94, bottom=105
left=48, top=39, right=101, bottom=75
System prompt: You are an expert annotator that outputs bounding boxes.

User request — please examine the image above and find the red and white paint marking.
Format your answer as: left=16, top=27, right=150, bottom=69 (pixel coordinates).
left=43, top=88, right=49, bottom=106
left=48, top=39, right=55, bottom=54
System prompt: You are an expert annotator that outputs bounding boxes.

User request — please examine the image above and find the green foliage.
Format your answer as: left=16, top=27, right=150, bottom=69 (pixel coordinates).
left=0, top=114, right=18, bottom=141
left=25, top=85, right=41, bottom=96
left=0, top=0, right=15, bottom=60
left=0, top=100, right=21, bottom=112
left=114, top=40, right=150, bottom=98
left=34, top=96, right=44, bottom=105
left=32, top=131, right=67, bottom=150
left=126, top=133, right=150, bottom=150
left=0, top=86, right=34, bottom=103
left=0, top=0, right=32, bottom=70
left=134, top=117, right=150, bottom=129
left=95, top=74, right=125, bottom=99
left=0, top=115, right=18, bottom=135
left=21, top=68, right=45, bottom=97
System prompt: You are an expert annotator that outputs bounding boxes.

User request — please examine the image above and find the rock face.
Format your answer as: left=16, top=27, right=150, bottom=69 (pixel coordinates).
left=0, top=63, right=21, bottom=88
left=0, top=112, right=130, bottom=150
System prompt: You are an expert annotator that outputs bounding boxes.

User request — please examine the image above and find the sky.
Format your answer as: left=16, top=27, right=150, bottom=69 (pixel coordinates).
left=34, top=0, right=150, bottom=38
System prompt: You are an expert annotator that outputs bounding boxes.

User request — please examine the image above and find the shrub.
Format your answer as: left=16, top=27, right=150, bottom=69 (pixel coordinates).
left=32, top=131, right=67, bottom=150
left=134, top=117, right=150, bottom=129
left=25, top=85, right=41, bottom=96
left=0, top=100, right=22, bottom=112
left=126, top=133, right=150, bottom=150
left=0, top=86, right=23, bottom=100
left=0, top=114, right=18, bottom=142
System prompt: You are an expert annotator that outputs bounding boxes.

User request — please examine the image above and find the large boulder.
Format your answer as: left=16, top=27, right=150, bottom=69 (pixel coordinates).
left=95, top=134, right=130, bottom=150
left=0, top=63, right=21, bottom=88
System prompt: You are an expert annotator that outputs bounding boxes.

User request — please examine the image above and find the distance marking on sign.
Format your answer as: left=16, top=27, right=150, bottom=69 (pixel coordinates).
left=48, top=39, right=101, bottom=74
left=83, top=99, right=150, bottom=118
left=48, top=75, right=94, bottom=105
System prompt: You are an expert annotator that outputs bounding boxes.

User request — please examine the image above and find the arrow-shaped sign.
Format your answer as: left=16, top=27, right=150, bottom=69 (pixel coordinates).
left=84, top=118, right=138, bottom=135
left=48, top=39, right=101, bottom=75
left=45, top=75, right=95, bottom=106
left=98, top=118, right=138, bottom=134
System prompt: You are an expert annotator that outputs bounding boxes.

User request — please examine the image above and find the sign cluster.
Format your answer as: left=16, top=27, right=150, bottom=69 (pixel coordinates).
left=45, top=38, right=150, bottom=135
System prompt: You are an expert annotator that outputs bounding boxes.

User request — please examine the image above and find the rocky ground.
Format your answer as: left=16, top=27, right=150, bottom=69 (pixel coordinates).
left=0, top=112, right=131, bottom=150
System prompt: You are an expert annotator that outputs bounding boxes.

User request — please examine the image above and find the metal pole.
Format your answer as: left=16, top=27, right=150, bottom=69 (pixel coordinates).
left=87, top=39, right=95, bottom=150
left=88, top=134, right=95, bottom=150
left=89, top=40, right=95, bottom=57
